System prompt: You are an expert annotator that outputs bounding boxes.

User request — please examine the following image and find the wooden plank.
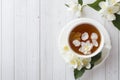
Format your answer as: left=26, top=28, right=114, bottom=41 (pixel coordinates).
left=40, top=0, right=47, bottom=80
left=26, top=0, right=39, bottom=80
left=39, top=0, right=41, bottom=79
left=41, top=0, right=54, bottom=79
left=52, top=0, right=68, bottom=80
left=92, top=64, right=105, bottom=80
left=105, top=21, right=119, bottom=80
left=15, top=0, right=27, bottom=80
left=1, top=0, right=15, bottom=80
left=118, top=31, right=120, bottom=80
left=0, top=0, right=1, bottom=80
left=41, top=0, right=66, bottom=80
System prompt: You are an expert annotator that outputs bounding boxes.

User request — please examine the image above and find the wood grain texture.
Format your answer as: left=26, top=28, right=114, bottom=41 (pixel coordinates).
left=1, top=0, right=14, bottom=80
left=118, top=32, right=120, bottom=80
left=0, top=0, right=1, bottom=80
left=15, top=0, right=40, bottom=80
left=15, top=0, right=27, bottom=79
left=41, top=0, right=54, bottom=79
left=26, top=0, right=39, bottom=80
left=105, top=21, right=119, bottom=80
left=40, top=0, right=46, bottom=79
left=0, top=0, right=40, bottom=80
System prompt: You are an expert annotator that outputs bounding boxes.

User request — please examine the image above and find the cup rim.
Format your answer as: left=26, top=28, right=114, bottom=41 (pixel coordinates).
left=67, top=18, right=104, bottom=58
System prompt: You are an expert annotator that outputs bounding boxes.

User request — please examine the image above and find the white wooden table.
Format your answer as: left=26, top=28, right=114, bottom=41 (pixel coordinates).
left=0, top=0, right=39, bottom=80
left=41, top=0, right=120, bottom=80
left=0, top=0, right=119, bottom=80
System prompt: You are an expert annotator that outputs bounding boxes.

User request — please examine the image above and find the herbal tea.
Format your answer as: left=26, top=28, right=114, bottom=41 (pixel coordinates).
left=69, top=23, right=101, bottom=55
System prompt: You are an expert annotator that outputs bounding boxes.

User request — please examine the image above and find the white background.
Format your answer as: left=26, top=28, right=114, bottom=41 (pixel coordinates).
left=0, top=0, right=119, bottom=80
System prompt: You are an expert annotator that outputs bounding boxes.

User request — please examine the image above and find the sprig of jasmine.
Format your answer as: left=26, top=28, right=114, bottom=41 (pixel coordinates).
left=88, top=0, right=120, bottom=30
left=65, top=0, right=87, bottom=17
left=99, top=0, right=120, bottom=21
left=65, top=0, right=120, bottom=30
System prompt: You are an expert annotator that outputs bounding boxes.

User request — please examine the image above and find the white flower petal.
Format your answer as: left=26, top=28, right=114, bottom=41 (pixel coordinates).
left=72, top=40, right=81, bottom=47
left=84, top=51, right=91, bottom=55
left=63, top=52, right=73, bottom=63
left=92, top=40, right=99, bottom=47
left=87, top=51, right=91, bottom=55
left=79, top=41, right=93, bottom=55
left=99, top=9, right=105, bottom=14
left=108, top=0, right=116, bottom=5
left=86, top=40, right=90, bottom=44
left=82, top=58, right=91, bottom=65
left=64, top=53, right=78, bottom=69
left=79, top=47, right=84, bottom=53
left=77, top=59, right=84, bottom=70
left=67, top=1, right=82, bottom=17
left=68, top=2, right=78, bottom=12
left=86, top=63, right=91, bottom=69
left=108, top=0, right=120, bottom=5
left=98, top=1, right=119, bottom=21
left=83, top=51, right=88, bottom=55
left=86, top=58, right=91, bottom=62
left=81, top=42, right=85, bottom=46
left=86, top=41, right=93, bottom=50
left=77, top=65, right=83, bottom=70
left=99, top=1, right=106, bottom=8
left=106, top=14, right=116, bottom=21
left=91, top=33, right=98, bottom=40
left=88, top=45, right=93, bottom=51
left=81, top=32, right=89, bottom=41
left=75, top=11, right=81, bottom=17
left=117, top=10, right=120, bottom=14
left=70, top=59, right=78, bottom=68
left=112, top=6, right=119, bottom=13
left=78, top=4, right=82, bottom=11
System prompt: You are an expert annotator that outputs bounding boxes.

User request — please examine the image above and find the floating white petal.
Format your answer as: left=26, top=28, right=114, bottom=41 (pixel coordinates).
left=79, top=41, right=93, bottom=55
left=72, top=40, right=81, bottom=47
left=81, top=32, right=89, bottom=41
left=92, top=39, right=99, bottom=47
left=91, top=33, right=98, bottom=40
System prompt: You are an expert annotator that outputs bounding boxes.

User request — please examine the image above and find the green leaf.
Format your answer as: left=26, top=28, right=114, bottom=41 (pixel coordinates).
left=88, top=0, right=105, bottom=11
left=65, top=4, right=69, bottom=7
left=74, top=68, right=85, bottom=79
left=112, top=14, right=120, bottom=30
left=78, top=0, right=83, bottom=5
left=91, top=52, right=102, bottom=64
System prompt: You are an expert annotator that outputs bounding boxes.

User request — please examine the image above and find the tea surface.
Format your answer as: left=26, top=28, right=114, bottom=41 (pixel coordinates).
left=69, top=24, right=101, bottom=55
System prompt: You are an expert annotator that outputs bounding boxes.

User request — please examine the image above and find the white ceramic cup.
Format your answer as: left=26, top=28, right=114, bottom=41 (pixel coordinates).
left=66, top=18, right=104, bottom=58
